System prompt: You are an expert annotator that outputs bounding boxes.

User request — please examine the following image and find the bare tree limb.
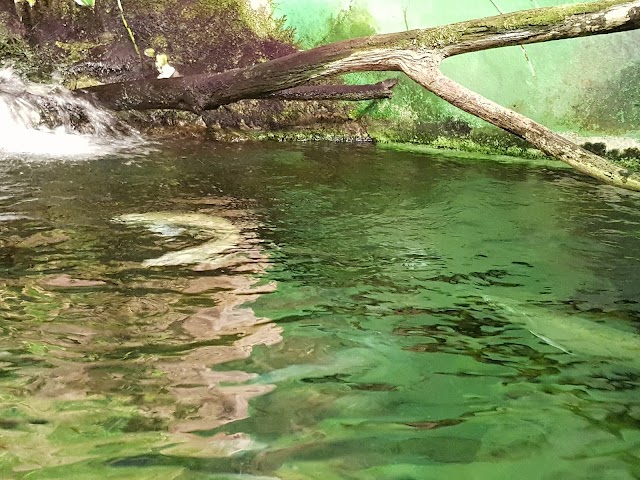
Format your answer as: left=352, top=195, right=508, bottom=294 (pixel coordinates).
left=263, top=79, right=398, bottom=101
left=76, top=1, right=640, bottom=191
left=78, top=1, right=640, bottom=112
left=397, top=52, right=640, bottom=190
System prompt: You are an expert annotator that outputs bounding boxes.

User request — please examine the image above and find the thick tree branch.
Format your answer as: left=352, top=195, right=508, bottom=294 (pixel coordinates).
left=76, top=0, right=640, bottom=191
left=263, top=79, right=398, bottom=101
left=78, top=1, right=640, bottom=112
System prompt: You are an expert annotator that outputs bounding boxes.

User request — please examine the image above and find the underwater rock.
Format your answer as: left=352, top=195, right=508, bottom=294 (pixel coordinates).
left=484, top=295, right=640, bottom=363
left=16, top=230, right=70, bottom=248
left=42, top=274, right=106, bottom=288
left=114, top=211, right=241, bottom=267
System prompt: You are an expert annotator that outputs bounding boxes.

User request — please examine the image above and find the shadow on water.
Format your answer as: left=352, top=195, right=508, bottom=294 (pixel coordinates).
left=0, top=141, right=639, bottom=479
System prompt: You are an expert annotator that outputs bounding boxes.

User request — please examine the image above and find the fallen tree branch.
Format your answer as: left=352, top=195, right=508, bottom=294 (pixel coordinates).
left=77, top=0, right=640, bottom=191
left=79, top=1, right=640, bottom=112
left=263, top=79, right=398, bottom=101
left=397, top=52, right=640, bottom=190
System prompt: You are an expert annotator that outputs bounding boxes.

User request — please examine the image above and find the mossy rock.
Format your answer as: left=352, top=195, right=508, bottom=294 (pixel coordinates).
left=15, top=0, right=296, bottom=81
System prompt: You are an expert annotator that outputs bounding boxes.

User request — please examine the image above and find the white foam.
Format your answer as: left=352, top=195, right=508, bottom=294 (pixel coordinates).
left=0, top=68, right=145, bottom=160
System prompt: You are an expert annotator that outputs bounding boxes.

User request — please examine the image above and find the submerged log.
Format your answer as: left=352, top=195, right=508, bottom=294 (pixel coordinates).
left=78, top=1, right=640, bottom=191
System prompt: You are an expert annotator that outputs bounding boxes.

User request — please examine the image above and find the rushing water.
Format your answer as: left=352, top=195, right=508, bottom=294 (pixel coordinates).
left=0, top=141, right=639, bottom=479
left=0, top=69, right=144, bottom=159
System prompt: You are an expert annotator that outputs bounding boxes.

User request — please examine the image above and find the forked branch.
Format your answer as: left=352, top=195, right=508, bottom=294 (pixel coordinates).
left=78, top=1, right=640, bottom=191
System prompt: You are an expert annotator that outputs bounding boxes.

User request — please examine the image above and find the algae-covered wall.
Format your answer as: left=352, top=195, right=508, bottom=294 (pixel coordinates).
left=274, top=0, right=640, bottom=147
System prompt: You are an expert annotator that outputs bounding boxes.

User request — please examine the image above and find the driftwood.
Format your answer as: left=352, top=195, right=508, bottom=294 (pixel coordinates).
left=263, top=79, right=398, bottom=101
left=79, top=1, right=640, bottom=191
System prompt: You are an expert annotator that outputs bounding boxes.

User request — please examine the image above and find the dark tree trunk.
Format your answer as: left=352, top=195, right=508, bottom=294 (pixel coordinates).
left=263, top=79, right=398, bottom=101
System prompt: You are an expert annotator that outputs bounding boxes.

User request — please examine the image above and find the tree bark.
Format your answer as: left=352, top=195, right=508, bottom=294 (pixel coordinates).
left=263, top=79, right=398, bottom=101
left=397, top=53, right=640, bottom=190
left=77, top=0, right=640, bottom=191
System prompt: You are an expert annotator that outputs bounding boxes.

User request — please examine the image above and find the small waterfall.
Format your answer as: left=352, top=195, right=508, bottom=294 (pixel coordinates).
left=0, top=68, right=144, bottom=160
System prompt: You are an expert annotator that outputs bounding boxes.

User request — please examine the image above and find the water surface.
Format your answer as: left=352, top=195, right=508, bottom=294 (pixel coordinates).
left=0, top=142, right=639, bottom=479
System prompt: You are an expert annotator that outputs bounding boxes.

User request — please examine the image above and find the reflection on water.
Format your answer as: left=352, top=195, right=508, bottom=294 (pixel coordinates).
left=0, top=142, right=639, bottom=479
left=0, top=188, right=282, bottom=474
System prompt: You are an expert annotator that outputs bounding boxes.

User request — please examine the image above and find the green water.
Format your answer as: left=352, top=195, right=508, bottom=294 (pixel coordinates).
left=1, top=142, right=639, bottom=479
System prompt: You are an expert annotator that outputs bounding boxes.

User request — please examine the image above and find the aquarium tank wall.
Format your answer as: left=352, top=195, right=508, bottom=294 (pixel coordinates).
left=274, top=0, right=640, bottom=147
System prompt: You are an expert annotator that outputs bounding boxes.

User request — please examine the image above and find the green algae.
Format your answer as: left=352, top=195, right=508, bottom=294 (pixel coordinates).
left=378, top=140, right=554, bottom=166
left=0, top=30, right=44, bottom=79
left=54, top=40, right=103, bottom=64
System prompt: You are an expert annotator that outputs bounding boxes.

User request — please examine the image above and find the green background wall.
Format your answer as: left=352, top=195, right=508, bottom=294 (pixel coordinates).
left=273, top=0, right=640, bottom=147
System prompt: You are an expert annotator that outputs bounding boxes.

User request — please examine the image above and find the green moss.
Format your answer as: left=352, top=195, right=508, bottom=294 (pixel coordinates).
left=428, top=135, right=542, bottom=159
left=0, top=35, right=48, bottom=80
left=150, top=34, right=168, bottom=50
left=495, top=0, right=625, bottom=30
left=582, top=144, right=640, bottom=172
left=65, top=74, right=102, bottom=89
left=394, top=0, right=629, bottom=50
left=615, top=158, right=640, bottom=171
left=54, top=40, right=102, bottom=63
left=0, top=36, right=26, bottom=61
left=205, top=0, right=292, bottom=41
left=128, top=0, right=174, bottom=14
left=367, top=110, right=554, bottom=160
left=372, top=130, right=640, bottom=173
left=378, top=141, right=567, bottom=168
left=413, top=24, right=466, bottom=49
left=249, top=130, right=372, bottom=143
